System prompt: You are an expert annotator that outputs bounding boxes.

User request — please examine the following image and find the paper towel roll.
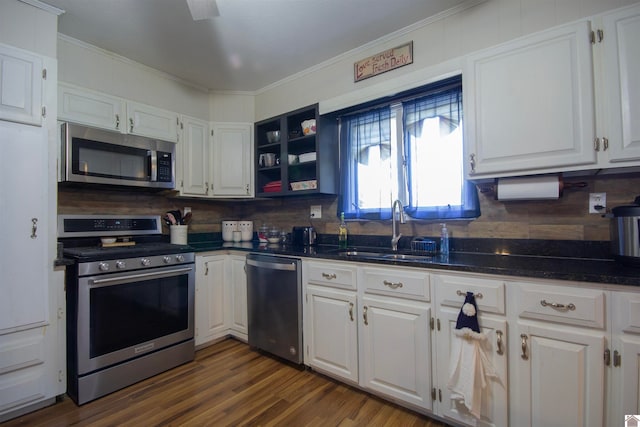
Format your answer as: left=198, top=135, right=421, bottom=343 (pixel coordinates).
left=496, top=176, right=560, bottom=201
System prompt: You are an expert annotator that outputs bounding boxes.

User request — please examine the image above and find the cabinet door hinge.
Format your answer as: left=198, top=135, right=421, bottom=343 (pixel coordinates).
left=431, top=388, right=436, bottom=400
left=590, top=29, right=604, bottom=44
left=42, top=68, right=47, bottom=79
left=211, top=129, right=214, bottom=137
left=41, top=106, right=46, bottom=118
left=604, top=348, right=611, bottom=366
left=613, top=350, right=621, bottom=367
left=430, top=317, right=435, bottom=330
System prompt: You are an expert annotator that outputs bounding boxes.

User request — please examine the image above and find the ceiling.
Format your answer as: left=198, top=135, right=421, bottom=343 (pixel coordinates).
left=43, top=0, right=470, bottom=92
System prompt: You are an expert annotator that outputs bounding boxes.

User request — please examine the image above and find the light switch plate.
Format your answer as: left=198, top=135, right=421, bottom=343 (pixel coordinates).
left=310, top=205, right=322, bottom=219
left=589, top=193, right=606, bottom=214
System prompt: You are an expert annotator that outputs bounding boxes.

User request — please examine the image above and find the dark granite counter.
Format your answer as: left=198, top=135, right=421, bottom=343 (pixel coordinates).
left=187, top=235, right=640, bottom=287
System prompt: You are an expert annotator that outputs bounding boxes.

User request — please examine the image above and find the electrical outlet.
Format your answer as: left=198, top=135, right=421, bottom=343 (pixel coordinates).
left=589, top=193, right=606, bottom=214
left=310, top=205, right=322, bottom=219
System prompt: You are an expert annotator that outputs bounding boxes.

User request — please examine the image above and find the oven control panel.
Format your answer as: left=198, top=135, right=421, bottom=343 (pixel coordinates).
left=78, top=252, right=195, bottom=276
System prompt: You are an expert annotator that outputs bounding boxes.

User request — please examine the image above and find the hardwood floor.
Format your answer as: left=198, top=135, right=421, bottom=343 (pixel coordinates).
left=4, top=339, right=450, bottom=427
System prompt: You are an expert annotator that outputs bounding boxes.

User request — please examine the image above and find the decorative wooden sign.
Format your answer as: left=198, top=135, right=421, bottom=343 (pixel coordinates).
left=354, top=41, right=413, bottom=82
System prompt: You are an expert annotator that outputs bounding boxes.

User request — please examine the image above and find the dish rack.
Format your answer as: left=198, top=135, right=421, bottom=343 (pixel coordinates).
left=410, top=237, right=438, bottom=255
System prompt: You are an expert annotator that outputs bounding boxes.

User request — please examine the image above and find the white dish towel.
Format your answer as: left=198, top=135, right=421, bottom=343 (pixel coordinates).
left=447, top=292, right=499, bottom=419
left=447, top=332, right=497, bottom=419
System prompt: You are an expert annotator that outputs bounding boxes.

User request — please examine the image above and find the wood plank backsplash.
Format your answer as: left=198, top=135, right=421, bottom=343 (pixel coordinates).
left=58, top=173, right=640, bottom=241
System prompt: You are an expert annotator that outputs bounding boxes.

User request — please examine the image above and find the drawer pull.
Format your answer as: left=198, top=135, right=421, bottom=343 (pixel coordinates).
left=496, top=330, right=504, bottom=355
left=540, top=299, right=576, bottom=311
left=383, top=280, right=403, bottom=289
left=521, top=334, right=529, bottom=360
left=322, top=272, right=337, bottom=280
left=348, top=302, right=354, bottom=322
left=363, top=306, right=369, bottom=326
left=456, top=290, right=483, bottom=299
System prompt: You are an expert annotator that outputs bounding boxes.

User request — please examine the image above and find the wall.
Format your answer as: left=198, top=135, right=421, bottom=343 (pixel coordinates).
left=0, top=0, right=58, bottom=57
left=58, top=172, right=640, bottom=242
left=255, top=0, right=639, bottom=120
left=57, top=35, right=210, bottom=120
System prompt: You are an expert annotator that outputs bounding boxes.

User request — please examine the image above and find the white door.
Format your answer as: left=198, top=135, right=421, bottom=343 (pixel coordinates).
left=0, top=42, right=42, bottom=126
left=464, top=21, right=596, bottom=178
left=229, top=255, right=248, bottom=339
left=0, top=121, right=48, bottom=331
left=195, top=255, right=227, bottom=346
left=306, top=285, right=358, bottom=383
left=435, top=306, right=508, bottom=427
left=212, top=123, right=253, bottom=197
left=126, top=101, right=178, bottom=142
left=360, top=295, right=431, bottom=410
left=180, top=116, right=210, bottom=197
left=58, top=83, right=125, bottom=132
left=515, top=322, right=605, bottom=427
left=601, top=4, right=640, bottom=163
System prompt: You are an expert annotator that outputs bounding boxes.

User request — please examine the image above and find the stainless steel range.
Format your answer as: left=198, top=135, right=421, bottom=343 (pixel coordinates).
left=58, top=215, right=195, bottom=405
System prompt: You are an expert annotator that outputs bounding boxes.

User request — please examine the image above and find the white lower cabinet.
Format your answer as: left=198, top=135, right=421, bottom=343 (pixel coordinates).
left=359, top=294, right=431, bottom=410
left=433, top=273, right=508, bottom=427
left=303, top=260, right=358, bottom=383
left=608, top=291, right=640, bottom=426
left=228, top=254, right=248, bottom=340
left=195, top=254, right=227, bottom=345
left=195, top=252, right=248, bottom=347
left=306, top=284, right=358, bottom=383
left=511, top=282, right=606, bottom=427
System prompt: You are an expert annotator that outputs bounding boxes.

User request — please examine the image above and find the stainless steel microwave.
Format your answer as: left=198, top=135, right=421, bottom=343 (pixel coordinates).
left=59, top=122, right=176, bottom=189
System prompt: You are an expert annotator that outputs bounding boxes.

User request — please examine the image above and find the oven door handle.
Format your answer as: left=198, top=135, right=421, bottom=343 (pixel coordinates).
left=90, top=266, right=193, bottom=286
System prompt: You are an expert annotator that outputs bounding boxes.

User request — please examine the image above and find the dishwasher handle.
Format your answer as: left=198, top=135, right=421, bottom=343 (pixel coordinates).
left=246, top=257, right=298, bottom=271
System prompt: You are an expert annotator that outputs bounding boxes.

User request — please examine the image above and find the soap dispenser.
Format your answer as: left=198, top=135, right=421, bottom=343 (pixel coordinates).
left=440, top=223, right=449, bottom=256
left=338, top=212, right=348, bottom=249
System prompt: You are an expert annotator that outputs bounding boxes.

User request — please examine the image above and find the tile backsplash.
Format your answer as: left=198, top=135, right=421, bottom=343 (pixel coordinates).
left=58, top=172, right=640, bottom=242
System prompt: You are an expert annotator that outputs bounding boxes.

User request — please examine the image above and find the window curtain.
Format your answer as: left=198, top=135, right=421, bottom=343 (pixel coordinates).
left=402, top=86, right=481, bottom=219
left=338, top=106, right=393, bottom=220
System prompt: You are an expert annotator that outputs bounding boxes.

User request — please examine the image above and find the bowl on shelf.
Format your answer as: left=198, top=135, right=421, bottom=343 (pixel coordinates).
left=301, top=119, right=316, bottom=135
left=266, top=130, right=280, bottom=143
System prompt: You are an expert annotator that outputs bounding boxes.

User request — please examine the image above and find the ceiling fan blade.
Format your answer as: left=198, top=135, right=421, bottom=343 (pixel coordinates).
left=186, top=0, right=220, bottom=20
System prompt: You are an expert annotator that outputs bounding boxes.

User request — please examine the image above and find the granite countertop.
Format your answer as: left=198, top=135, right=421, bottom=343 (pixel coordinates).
left=188, top=237, right=640, bottom=287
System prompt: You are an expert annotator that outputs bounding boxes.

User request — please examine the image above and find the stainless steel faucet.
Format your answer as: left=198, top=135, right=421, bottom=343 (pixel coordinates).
left=391, top=199, right=406, bottom=251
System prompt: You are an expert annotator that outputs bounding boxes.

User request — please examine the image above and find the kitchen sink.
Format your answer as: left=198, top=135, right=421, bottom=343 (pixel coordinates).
left=334, top=249, right=433, bottom=261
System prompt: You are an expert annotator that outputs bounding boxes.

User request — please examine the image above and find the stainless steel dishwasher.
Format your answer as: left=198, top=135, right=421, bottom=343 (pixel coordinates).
left=246, top=253, right=302, bottom=364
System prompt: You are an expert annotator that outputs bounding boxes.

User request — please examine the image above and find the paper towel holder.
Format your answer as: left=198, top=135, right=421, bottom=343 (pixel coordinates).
left=478, top=175, right=587, bottom=201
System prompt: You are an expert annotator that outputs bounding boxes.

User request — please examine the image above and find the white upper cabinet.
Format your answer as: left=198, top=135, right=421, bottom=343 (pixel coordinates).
left=599, top=3, right=640, bottom=164
left=179, top=115, right=210, bottom=197
left=126, top=100, right=178, bottom=142
left=211, top=122, right=254, bottom=198
left=464, top=21, right=597, bottom=179
left=58, top=83, right=179, bottom=142
left=0, top=42, right=43, bottom=126
left=58, top=83, right=125, bottom=131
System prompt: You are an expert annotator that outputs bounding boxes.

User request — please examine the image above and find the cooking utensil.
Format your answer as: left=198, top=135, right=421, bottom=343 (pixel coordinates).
left=165, top=212, right=177, bottom=225
left=182, top=212, right=192, bottom=225
left=169, top=210, right=182, bottom=225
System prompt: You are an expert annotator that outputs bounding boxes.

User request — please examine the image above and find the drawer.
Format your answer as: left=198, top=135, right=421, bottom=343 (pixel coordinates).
left=615, top=291, right=640, bottom=335
left=434, top=274, right=505, bottom=315
left=306, top=260, right=356, bottom=290
left=361, top=266, right=430, bottom=301
left=515, top=283, right=606, bottom=329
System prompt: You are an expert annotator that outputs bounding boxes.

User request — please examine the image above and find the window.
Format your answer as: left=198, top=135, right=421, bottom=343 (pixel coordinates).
left=337, top=75, right=480, bottom=220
